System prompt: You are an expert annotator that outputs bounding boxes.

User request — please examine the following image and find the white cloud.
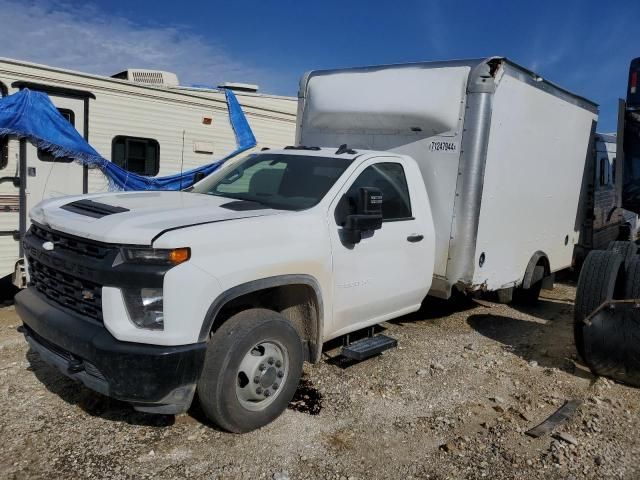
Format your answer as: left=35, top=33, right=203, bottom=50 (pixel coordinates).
left=0, top=0, right=282, bottom=92
left=419, top=1, right=448, bottom=58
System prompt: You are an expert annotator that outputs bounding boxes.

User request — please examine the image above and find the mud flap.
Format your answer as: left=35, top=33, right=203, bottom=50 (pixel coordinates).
left=541, top=273, right=555, bottom=291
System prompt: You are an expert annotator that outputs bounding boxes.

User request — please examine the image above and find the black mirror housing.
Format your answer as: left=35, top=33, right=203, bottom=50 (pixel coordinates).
left=356, top=186, right=382, bottom=215
left=343, top=187, right=383, bottom=244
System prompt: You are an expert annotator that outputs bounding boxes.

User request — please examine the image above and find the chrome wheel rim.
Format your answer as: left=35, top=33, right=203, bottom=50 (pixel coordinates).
left=235, top=340, right=289, bottom=411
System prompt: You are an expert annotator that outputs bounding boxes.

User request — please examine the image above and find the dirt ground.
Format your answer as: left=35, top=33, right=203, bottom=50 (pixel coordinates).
left=1, top=281, right=639, bottom=480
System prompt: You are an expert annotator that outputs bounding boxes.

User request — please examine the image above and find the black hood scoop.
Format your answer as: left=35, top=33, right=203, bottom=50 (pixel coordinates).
left=61, top=199, right=130, bottom=218
left=220, top=200, right=270, bottom=211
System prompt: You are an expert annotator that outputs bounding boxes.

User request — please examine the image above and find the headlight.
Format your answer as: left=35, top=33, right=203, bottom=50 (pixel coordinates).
left=123, top=287, right=164, bottom=330
left=116, top=247, right=190, bottom=266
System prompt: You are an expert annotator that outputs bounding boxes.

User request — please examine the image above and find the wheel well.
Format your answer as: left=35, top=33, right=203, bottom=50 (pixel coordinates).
left=210, top=284, right=321, bottom=363
left=522, top=252, right=550, bottom=289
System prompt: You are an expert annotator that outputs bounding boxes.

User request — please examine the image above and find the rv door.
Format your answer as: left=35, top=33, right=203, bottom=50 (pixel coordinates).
left=24, top=95, right=86, bottom=220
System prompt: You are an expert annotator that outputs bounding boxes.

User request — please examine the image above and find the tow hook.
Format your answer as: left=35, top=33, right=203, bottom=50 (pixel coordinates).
left=67, top=358, right=85, bottom=374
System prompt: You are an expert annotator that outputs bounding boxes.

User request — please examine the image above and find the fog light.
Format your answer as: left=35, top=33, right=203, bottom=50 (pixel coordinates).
left=123, top=287, right=164, bottom=330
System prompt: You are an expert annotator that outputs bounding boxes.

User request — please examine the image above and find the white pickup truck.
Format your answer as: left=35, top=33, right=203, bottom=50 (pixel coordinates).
left=16, top=57, right=597, bottom=432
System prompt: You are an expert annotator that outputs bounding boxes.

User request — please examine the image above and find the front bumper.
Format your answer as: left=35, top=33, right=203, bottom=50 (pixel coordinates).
left=16, top=288, right=207, bottom=414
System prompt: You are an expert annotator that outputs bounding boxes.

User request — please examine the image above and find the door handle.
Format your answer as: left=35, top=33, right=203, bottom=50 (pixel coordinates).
left=407, top=234, right=424, bottom=243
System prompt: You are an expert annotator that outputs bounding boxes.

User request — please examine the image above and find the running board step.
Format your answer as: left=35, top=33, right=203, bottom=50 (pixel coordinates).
left=341, top=334, right=397, bottom=361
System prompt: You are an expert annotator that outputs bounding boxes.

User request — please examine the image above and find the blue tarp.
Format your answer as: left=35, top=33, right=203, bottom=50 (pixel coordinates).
left=0, top=88, right=257, bottom=190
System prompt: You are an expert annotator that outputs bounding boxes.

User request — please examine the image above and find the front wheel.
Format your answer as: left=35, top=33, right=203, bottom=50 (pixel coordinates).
left=197, top=308, right=304, bottom=433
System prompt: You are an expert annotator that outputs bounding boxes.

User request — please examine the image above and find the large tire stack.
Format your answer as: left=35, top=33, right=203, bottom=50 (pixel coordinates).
left=574, top=241, right=640, bottom=387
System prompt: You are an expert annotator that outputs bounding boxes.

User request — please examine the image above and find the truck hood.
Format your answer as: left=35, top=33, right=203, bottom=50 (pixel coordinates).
left=30, top=191, right=282, bottom=245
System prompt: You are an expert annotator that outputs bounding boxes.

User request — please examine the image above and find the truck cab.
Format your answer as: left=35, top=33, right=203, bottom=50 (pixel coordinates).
left=16, top=147, right=435, bottom=432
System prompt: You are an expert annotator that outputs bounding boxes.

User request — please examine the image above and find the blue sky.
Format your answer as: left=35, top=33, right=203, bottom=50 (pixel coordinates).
left=1, top=0, right=638, bottom=130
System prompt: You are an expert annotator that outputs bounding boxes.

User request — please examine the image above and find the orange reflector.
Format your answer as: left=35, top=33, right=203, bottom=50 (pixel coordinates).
left=169, top=248, right=191, bottom=264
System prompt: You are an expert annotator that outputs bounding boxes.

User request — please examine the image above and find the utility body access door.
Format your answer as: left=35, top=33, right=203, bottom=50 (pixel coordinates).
left=328, top=156, right=434, bottom=337
left=24, top=95, right=85, bottom=218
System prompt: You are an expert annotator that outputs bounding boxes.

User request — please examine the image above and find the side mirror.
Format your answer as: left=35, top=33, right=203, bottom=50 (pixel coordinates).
left=193, top=171, right=206, bottom=183
left=343, top=187, right=383, bottom=244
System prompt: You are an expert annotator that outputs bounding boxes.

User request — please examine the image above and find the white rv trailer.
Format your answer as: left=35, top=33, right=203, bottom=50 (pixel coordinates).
left=297, top=57, right=598, bottom=299
left=0, top=58, right=297, bottom=284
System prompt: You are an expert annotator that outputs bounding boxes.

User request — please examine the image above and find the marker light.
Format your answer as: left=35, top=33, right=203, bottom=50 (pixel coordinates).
left=168, top=248, right=191, bottom=264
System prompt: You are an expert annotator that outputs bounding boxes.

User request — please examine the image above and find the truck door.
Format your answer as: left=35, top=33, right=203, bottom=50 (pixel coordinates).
left=24, top=95, right=85, bottom=217
left=328, top=157, right=433, bottom=336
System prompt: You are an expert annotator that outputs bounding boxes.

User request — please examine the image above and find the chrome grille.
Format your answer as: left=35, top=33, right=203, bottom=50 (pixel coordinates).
left=30, top=223, right=111, bottom=259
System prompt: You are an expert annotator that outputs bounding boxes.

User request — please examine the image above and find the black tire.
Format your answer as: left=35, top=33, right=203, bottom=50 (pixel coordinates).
left=582, top=305, right=636, bottom=383
left=513, top=264, right=545, bottom=305
left=574, top=250, right=625, bottom=360
left=624, top=256, right=640, bottom=299
left=197, top=308, right=304, bottom=433
left=606, top=240, right=637, bottom=268
left=513, top=281, right=542, bottom=305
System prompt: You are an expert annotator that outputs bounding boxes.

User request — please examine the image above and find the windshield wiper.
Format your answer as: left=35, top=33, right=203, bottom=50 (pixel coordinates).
left=207, top=192, right=272, bottom=207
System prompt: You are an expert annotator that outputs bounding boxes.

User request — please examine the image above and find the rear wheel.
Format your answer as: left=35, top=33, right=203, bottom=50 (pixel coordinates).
left=513, top=280, right=542, bottom=305
left=197, top=308, right=303, bottom=433
left=574, top=250, right=625, bottom=360
left=606, top=240, right=637, bottom=268
left=513, top=263, right=545, bottom=305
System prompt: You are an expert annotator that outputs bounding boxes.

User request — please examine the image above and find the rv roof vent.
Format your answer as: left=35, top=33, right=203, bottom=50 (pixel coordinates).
left=218, top=82, right=259, bottom=93
left=111, top=69, right=180, bottom=87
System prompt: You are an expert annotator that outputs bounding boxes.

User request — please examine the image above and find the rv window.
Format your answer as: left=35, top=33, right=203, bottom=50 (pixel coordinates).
left=112, top=136, right=160, bottom=176
left=346, top=163, right=412, bottom=221
left=38, top=109, right=76, bottom=163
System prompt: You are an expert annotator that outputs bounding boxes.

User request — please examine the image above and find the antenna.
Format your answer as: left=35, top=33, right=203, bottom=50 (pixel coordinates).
left=179, top=129, right=185, bottom=191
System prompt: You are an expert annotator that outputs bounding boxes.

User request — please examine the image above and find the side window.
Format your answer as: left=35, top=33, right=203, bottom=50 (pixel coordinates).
left=38, top=109, right=76, bottom=163
left=599, top=157, right=607, bottom=186
left=112, top=136, right=160, bottom=176
left=345, top=162, right=412, bottom=221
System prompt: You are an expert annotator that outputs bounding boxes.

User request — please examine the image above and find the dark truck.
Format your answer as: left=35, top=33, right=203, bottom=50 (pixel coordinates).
left=574, top=57, right=640, bottom=387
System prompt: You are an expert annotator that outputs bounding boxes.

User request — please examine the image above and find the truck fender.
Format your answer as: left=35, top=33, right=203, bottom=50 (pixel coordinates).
left=197, top=274, right=324, bottom=362
left=522, top=251, right=550, bottom=289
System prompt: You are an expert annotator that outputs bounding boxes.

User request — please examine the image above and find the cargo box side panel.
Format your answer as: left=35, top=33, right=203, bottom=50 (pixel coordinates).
left=472, top=73, right=597, bottom=290
left=299, top=66, right=470, bottom=278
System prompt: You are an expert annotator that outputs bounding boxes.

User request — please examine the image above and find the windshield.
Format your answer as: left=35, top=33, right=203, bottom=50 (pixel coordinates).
left=191, top=153, right=354, bottom=210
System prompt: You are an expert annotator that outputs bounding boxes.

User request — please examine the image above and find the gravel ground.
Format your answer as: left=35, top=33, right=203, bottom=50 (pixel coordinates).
left=1, top=281, right=639, bottom=479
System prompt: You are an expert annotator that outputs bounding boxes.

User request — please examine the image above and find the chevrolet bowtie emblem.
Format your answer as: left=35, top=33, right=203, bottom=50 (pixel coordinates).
left=42, top=241, right=54, bottom=251
left=82, top=290, right=95, bottom=300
